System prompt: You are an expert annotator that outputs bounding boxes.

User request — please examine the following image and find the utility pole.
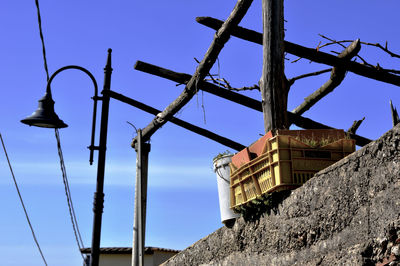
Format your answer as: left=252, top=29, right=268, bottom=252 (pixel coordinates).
left=260, top=0, right=288, bottom=132
left=132, top=129, right=151, bottom=266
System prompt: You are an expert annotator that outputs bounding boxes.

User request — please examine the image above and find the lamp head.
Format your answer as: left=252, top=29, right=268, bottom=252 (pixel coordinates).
left=21, top=92, right=68, bottom=128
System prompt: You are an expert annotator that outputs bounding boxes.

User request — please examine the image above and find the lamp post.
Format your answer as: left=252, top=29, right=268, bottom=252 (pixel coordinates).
left=21, top=49, right=113, bottom=266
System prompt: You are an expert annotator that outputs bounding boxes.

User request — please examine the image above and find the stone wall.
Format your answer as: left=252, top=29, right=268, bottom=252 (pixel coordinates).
left=163, top=125, right=400, bottom=266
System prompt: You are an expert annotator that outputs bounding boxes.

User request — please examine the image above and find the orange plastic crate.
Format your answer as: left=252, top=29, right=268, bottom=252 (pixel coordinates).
left=229, top=130, right=355, bottom=209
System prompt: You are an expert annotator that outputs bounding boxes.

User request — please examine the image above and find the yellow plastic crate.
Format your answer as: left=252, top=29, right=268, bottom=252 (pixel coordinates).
left=229, top=130, right=355, bottom=209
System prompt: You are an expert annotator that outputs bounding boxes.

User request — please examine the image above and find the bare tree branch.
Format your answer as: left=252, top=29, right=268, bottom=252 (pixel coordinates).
left=319, top=34, right=400, bottom=59
left=288, top=68, right=332, bottom=85
left=292, top=39, right=361, bottom=116
left=318, top=34, right=400, bottom=74
left=347, top=117, right=365, bottom=135
left=205, top=76, right=260, bottom=91
left=318, top=34, right=372, bottom=67
left=229, top=84, right=260, bottom=91
left=196, top=57, right=260, bottom=92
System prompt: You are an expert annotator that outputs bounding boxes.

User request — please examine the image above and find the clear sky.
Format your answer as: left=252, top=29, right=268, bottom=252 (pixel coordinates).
left=1, top=1, right=399, bottom=265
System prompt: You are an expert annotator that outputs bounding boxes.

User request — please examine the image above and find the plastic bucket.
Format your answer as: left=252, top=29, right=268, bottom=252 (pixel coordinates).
left=213, top=154, right=240, bottom=226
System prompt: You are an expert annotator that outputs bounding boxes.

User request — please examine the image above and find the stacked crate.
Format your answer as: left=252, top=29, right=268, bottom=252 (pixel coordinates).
left=229, top=129, right=355, bottom=210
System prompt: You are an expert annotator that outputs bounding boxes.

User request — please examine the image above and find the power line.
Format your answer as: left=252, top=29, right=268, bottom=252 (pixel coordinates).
left=55, top=129, right=85, bottom=258
left=34, top=0, right=50, bottom=81
left=0, top=133, right=48, bottom=266
left=34, top=0, right=86, bottom=260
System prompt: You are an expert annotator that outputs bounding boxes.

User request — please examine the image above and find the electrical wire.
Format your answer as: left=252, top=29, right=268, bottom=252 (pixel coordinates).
left=55, top=129, right=85, bottom=259
left=0, top=133, right=48, bottom=266
left=34, top=0, right=86, bottom=260
left=34, top=0, right=50, bottom=81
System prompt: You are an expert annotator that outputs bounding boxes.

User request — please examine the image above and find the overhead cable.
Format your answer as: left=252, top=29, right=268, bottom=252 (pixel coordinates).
left=0, top=133, right=48, bottom=266
left=55, top=129, right=85, bottom=258
left=34, top=0, right=86, bottom=260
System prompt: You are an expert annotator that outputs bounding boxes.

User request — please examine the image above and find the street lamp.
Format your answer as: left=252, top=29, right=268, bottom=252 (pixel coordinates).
left=21, top=49, right=113, bottom=266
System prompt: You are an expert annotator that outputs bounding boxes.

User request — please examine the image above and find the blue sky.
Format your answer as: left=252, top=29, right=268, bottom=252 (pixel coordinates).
left=1, top=1, right=400, bottom=265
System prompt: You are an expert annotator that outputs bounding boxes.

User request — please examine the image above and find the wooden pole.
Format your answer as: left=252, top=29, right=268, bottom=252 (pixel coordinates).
left=260, top=0, right=288, bottom=132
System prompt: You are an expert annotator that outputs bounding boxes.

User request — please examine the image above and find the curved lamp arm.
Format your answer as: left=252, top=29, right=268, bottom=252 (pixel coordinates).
left=46, top=65, right=98, bottom=97
left=47, top=65, right=99, bottom=165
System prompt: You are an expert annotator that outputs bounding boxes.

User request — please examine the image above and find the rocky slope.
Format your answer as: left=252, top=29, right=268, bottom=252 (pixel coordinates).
left=163, top=125, right=400, bottom=266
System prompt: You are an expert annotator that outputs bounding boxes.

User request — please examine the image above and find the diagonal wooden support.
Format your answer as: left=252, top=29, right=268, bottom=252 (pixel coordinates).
left=133, top=61, right=372, bottom=147
left=196, top=16, right=400, bottom=87
left=104, top=90, right=246, bottom=151
left=131, top=0, right=254, bottom=147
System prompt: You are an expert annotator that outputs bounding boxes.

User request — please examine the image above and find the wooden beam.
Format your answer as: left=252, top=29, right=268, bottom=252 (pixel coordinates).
left=134, top=60, right=262, bottom=112
left=292, top=39, right=361, bottom=115
left=133, top=61, right=372, bottom=147
left=131, top=0, right=254, bottom=146
left=196, top=16, right=400, bottom=87
left=260, top=0, right=288, bottom=131
left=105, top=90, right=246, bottom=151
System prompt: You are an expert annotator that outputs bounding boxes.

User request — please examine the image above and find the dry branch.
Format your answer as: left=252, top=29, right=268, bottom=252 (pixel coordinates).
left=317, top=34, right=371, bottom=67
left=292, top=39, right=361, bottom=115
left=319, top=34, right=400, bottom=60
left=196, top=16, right=400, bottom=86
left=131, top=0, right=254, bottom=146
left=229, top=84, right=260, bottom=91
left=133, top=61, right=371, bottom=147
left=288, top=68, right=332, bottom=85
left=347, top=117, right=365, bottom=135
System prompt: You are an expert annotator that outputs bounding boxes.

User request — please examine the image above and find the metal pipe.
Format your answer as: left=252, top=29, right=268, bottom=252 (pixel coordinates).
left=132, top=130, right=150, bottom=266
left=90, top=49, right=113, bottom=266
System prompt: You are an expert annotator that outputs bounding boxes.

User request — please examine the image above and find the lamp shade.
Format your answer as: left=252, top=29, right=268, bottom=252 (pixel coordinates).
left=21, top=92, right=68, bottom=128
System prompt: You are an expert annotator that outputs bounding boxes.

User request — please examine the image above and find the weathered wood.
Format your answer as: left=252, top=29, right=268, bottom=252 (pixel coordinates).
left=293, top=39, right=361, bottom=115
left=131, top=0, right=253, bottom=146
left=133, top=61, right=371, bottom=146
left=134, top=60, right=262, bottom=112
left=105, top=90, right=246, bottom=151
left=390, top=100, right=400, bottom=126
left=288, top=68, right=332, bottom=85
left=347, top=117, right=365, bottom=135
left=196, top=16, right=400, bottom=87
left=260, top=0, right=288, bottom=132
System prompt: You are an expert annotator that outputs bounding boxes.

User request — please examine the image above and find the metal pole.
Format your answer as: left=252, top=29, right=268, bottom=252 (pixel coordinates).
left=90, top=49, right=113, bottom=266
left=132, top=130, right=150, bottom=266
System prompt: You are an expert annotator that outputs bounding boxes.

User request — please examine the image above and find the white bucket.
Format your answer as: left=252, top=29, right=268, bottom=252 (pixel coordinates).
left=213, top=154, right=240, bottom=225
